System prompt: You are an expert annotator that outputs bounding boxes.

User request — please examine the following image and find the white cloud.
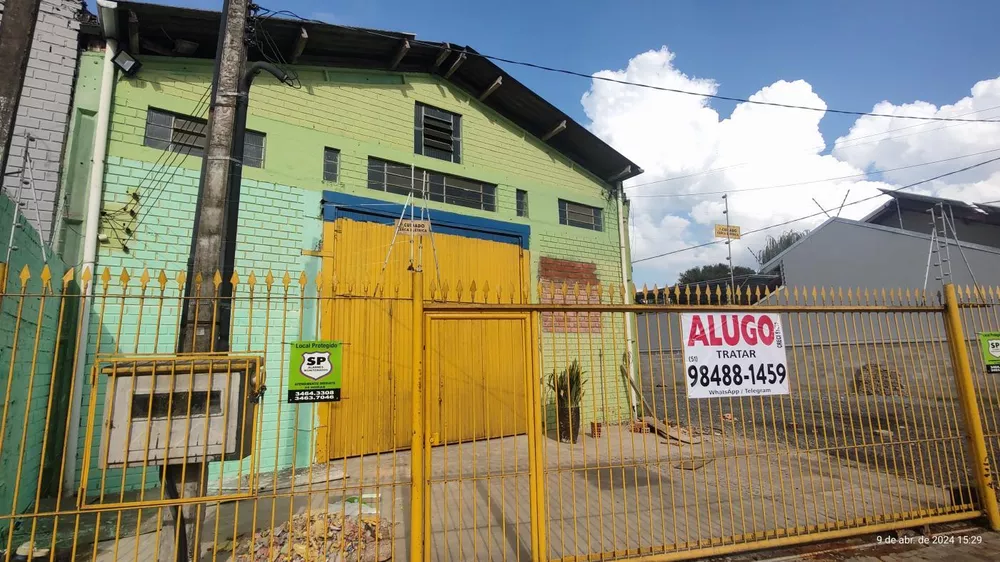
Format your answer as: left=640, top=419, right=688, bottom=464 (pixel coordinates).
left=582, top=47, right=1000, bottom=285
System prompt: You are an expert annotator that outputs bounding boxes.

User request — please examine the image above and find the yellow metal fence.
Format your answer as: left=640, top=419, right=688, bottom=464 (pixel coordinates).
left=0, top=264, right=999, bottom=562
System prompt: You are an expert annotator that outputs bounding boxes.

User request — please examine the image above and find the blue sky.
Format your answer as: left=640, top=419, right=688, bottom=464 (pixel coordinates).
left=101, top=0, right=1000, bottom=283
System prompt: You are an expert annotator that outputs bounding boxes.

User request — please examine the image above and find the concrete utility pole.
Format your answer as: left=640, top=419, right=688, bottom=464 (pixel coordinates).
left=0, top=0, right=43, bottom=178
left=180, top=0, right=248, bottom=352
left=173, top=0, right=249, bottom=559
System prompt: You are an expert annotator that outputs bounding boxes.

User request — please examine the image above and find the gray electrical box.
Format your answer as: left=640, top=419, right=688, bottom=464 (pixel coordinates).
left=96, top=355, right=262, bottom=469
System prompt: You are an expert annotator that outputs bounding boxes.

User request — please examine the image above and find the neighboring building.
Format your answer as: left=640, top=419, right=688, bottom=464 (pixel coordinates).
left=66, top=2, right=642, bottom=491
left=636, top=190, right=1000, bottom=355
left=0, top=0, right=83, bottom=247
left=760, top=190, right=1000, bottom=290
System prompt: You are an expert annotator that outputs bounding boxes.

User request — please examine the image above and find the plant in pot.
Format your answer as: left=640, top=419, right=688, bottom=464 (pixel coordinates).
left=548, top=360, right=586, bottom=443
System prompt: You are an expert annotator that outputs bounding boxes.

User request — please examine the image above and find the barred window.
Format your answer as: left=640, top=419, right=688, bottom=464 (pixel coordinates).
left=559, top=199, right=603, bottom=231
left=367, top=157, right=495, bottom=212
left=323, top=147, right=340, bottom=182
left=143, top=108, right=265, bottom=168
left=516, top=189, right=528, bottom=218
left=414, top=103, right=462, bottom=163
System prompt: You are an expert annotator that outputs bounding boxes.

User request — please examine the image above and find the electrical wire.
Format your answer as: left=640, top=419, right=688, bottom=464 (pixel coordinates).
left=629, top=148, right=1000, bottom=198
left=632, top=155, right=1000, bottom=264
left=261, top=8, right=1000, bottom=124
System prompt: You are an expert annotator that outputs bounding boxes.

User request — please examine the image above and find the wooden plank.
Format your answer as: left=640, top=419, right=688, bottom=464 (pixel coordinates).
left=643, top=416, right=702, bottom=444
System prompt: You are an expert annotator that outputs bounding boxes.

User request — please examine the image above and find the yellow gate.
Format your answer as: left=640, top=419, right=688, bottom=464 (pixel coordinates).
left=319, top=218, right=529, bottom=458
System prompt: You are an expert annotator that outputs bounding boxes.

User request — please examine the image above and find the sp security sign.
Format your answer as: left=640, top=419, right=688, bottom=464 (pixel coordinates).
left=289, top=341, right=343, bottom=403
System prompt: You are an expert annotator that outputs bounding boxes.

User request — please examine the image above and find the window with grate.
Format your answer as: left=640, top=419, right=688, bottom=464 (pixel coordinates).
left=323, top=147, right=340, bottom=182
left=243, top=131, right=266, bottom=168
left=367, top=157, right=495, bottom=212
left=143, top=108, right=265, bottom=168
left=414, top=103, right=462, bottom=163
left=516, top=189, right=528, bottom=218
left=559, top=199, right=603, bottom=231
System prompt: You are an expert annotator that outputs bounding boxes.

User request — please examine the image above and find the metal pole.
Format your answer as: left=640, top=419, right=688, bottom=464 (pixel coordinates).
left=943, top=283, right=1000, bottom=530
left=409, top=265, right=426, bottom=562
left=723, top=194, right=735, bottom=303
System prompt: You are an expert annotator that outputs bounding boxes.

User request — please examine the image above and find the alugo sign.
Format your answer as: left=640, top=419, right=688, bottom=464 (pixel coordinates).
left=681, top=313, right=790, bottom=398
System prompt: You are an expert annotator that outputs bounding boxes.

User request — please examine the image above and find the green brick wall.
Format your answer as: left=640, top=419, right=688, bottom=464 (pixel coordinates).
left=78, top=55, right=632, bottom=489
left=0, top=191, right=68, bottom=530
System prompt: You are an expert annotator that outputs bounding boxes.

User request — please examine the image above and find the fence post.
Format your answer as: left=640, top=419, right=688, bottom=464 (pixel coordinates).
left=410, top=267, right=426, bottom=562
left=527, top=311, right=547, bottom=562
left=943, top=283, right=1000, bottom=530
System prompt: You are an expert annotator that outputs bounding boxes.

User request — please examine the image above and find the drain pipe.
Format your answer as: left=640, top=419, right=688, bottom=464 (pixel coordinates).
left=63, top=34, right=117, bottom=494
left=610, top=166, right=642, bottom=417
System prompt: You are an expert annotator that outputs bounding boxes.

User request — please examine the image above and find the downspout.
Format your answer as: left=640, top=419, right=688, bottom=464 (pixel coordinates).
left=63, top=28, right=118, bottom=492
left=615, top=175, right=640, bottom=417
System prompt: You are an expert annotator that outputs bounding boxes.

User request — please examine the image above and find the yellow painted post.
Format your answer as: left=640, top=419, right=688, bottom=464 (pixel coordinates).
left=943, top=283, right=1000, bottom=530
left=527, top=311, right=548, bottom=561
left=410, top=267, right=426, bottom=562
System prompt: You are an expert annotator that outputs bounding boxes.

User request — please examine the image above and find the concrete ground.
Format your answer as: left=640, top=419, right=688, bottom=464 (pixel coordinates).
left=53, top=422, right=974, bottom=561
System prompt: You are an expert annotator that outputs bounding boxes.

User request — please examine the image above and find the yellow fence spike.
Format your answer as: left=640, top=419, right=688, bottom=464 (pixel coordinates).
left=481, top=280, right=491, bottom=299
left=139, top=268, right=150, bottom=289
left=298, top=271, right=307, bottom=289
left=100, top=267, right=111, bottom=290
left=61, top=267, right=73, bottom=288
left=175, top=271, right=186, bottom=289
left=468, top=280, right=478, bottom=302
left=18, top=264, right=31, bottom=288
left=314, top=271, right=322, bottom=291
left=193, top=272, right=204, bottom=288
left=119, top=268, right=131, bottom=287
left=213, top=270, right=223, bottom=288
left=157, top=270, right=167, bottom=291
left=232, top=270, right=241, bottom=287
left=80, top=266, right=92, bottom=286
left=265, top=270, right=275, bottom=288
left=39, top=264, right=52, bottom=289
left=247, top=270, right=257, bottom=288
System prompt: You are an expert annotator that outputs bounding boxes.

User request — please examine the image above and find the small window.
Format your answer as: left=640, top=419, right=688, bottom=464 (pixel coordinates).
left=414, top=103, right=462, bottom=163
left=243, top=131, right=266, bottom=168
left=368, top=158, right=415, bottom=197
left=367, top=157, right=495, bottom=212
left=559, top=199, right=603, bottom=231
left=323, top=147, right=340, bottom=182
left=516, top=189, right=528, bottom=218
left=143, top=108, right=264, bottom=168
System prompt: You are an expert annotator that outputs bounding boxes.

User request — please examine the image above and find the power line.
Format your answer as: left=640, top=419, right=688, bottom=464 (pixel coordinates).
left=629, top=148, right=1000, bottom=198
left=261, top=8, right=1000, bottom=125
left=632, top=155, right=1000, bottom=264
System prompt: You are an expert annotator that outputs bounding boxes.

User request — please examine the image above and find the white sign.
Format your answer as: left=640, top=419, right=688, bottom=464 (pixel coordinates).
left=396, top=219, right=431, bottom=235
left=299, top=351, right=333, bottom=380
left=680, top=312, right=789, bottom=398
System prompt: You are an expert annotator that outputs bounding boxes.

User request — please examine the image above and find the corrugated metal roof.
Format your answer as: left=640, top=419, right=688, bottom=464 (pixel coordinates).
left=95, top=1, right=642, bottom=185
left=862, top=188, right=999, bottom=226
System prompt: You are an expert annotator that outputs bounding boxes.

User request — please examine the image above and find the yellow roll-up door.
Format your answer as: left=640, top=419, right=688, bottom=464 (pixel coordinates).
left=319, top=217, right=528, bottom=459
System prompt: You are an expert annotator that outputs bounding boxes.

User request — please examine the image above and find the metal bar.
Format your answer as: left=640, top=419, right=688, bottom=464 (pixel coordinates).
left=410, top=266, right=426, bottom=562
left=942, top=283, right=1000, bottom=530
left=424, top=303, right=941, bottom=313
